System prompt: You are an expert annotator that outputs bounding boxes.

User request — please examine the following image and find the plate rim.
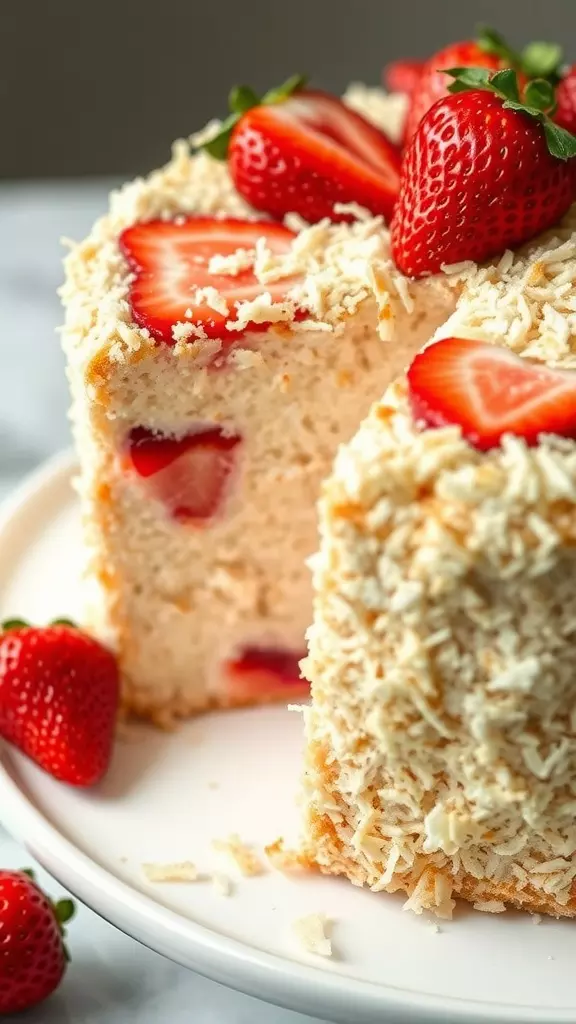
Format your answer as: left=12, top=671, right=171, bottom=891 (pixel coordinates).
left=0, top=453, right=574, bottom=1024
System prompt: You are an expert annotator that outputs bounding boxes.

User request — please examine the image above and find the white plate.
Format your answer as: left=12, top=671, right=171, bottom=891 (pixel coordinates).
left=2, top=454, right=576, bottom=1024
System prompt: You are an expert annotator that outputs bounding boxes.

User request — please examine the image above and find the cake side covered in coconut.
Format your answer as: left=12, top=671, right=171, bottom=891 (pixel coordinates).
left=302, top=209, right=576, bottom=918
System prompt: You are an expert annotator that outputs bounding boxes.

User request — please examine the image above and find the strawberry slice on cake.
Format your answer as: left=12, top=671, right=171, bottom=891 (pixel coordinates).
left=407, top=338, right=576, bottom=449
left=120, top=217, right=300, bottom=342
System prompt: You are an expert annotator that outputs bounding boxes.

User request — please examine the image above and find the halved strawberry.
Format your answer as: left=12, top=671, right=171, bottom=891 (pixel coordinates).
left=383, top=58, right=425, bottom=96
left=126, top=426, right=241, bottom=523
left=203, top=77, right=401, bottom=224
left=407, top=337, right=576, bottom=451
left=120, top=217, right=299, bottom=344
left=223, top=645, right=307, bottom=702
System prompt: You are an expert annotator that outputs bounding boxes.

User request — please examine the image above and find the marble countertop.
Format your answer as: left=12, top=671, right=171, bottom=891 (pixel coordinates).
left=0, top=183, right=326, bottom=1024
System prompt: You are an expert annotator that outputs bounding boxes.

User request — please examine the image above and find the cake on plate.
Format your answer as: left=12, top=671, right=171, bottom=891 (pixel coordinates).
left=61, top=82, right=456, bottom=724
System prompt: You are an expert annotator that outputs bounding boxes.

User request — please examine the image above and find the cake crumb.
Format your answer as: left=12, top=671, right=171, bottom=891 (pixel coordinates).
left=532, top=914, right=543, bottom=925
left=425, top=920, right=440, bottom=934
left=212, top=834, right=266, bottom=876
left=292, top=914, right=333, bottom=957
left=142, top=861, right=199, bottom=883
left=265, top=838, right=311, bottom=872
left=211, top=872, right=233, bottom=897
left=473, top=900, right=507, bottom=914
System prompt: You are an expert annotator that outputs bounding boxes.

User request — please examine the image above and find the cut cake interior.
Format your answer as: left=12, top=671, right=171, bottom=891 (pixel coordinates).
left=61, top=90, right=457, bottom=723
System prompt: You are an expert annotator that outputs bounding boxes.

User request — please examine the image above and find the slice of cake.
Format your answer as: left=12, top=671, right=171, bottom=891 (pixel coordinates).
left=61, top=86, right=455, bottom=724
left=302, top=214, right=576, bottom=918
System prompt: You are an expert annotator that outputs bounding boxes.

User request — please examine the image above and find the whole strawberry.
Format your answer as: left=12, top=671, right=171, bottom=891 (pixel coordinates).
left=0, top=621, right=119, bottom=786
left=0, top=869, right=74, bottom=1014
left=391, top=69, right=576, bottom=278
left=202, top=76, right=401, bottom=224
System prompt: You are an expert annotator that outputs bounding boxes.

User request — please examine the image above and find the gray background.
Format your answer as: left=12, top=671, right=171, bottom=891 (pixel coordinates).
left=2, top=0, right=576, bottom=180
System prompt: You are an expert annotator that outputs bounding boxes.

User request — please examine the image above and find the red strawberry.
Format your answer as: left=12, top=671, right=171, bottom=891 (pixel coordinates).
left=203, top=76, right=401, bottom=224
left=0, top=622, right=119, bottom=786
left=407, top=337, right=576, bottom=450
left=0, top=870, right=75, bottom=1014
left=126, top=425, right=241, bottom=524
left=223, top=646, right=307, bottom=702
left=391, top=69, right=576, bottom=278
left=403, top=41, right=501, bottom=143
left=120, top=217, right=300, bottom=344
left=555, top=65, right=576, bottom=135
left=383, top=58, right=425, bottom=96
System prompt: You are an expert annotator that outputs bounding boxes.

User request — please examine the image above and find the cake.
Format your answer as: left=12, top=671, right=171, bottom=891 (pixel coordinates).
left=302, top=216, right=576, bottom=919
left=61, top=84, right=457, bottom=724
left=60, top=27, right=576, bottom=916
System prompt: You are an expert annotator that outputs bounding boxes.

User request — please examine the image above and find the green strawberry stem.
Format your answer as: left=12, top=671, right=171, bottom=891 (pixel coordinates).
left=51, top=617, right=77, bottom=628
left=476, top=24, right=563, bottom=82
left=200, top=74, right=307, bottom=160
left=446, top=67, right=576, bottom=160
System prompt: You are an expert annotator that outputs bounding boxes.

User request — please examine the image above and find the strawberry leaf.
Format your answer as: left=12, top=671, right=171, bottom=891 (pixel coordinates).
left=521, top=41, right=563, bottom=80
left=229, top=85, right=260, bottom=115
left=55, top=898, right=76, bottom=925
left=489, top=68, right=521, bottom=103
left=201, top=112, right=243, bottom=160
left=262, top=73, right=307, bottom=105
left=446, top=66, right=576, bottom=161
left=543, top=120, right=576, bottom=159
left=445, top=66, right=492, bottom=93
left=52, top=617, right=77, bottom=628
left=523, top=78, right=556, bottom=113
left=476, top=25, right=518, bottom=65
left=199, top=74, right=306, bottom=160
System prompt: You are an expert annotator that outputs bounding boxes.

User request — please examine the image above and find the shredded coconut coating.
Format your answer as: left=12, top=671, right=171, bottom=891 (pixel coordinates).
left=303, top=208, right=576, bottom=919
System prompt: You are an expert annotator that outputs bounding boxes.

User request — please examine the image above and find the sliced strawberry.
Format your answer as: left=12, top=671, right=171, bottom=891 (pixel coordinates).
left=383, top=58, right=425, bottom=96
left=120, top=217, right=299, bottom=344
left=228, top=89, right=401, bottom=224
left=223, top=645, right=307, bottom=701
left=126, top=426, right=241, bottom=523
left=407, top=338, right=576, bottom=451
